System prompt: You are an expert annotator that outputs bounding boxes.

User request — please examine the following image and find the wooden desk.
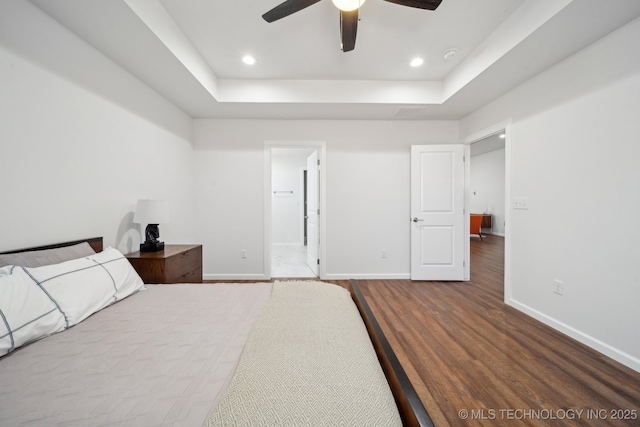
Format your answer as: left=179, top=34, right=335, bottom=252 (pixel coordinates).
left=126, top=245, right=202, bottom=284
left=480, top=214, right=492, bottom=231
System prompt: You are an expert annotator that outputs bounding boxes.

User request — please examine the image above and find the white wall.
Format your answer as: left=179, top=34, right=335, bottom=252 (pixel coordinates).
left=193, top=119, right=458, bottom=280
left=0, top=1, right=196, bottom=253
left=470, top=149, right=506, bottom=235
left=271, top=148, right=312, bottom=245
left=9, top=0, right=637, bottom=375
left=460, top=16, right=640, bottom=371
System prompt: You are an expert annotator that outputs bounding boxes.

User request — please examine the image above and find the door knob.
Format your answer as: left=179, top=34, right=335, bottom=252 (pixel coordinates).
left=412, top=217, right=424, bottom=222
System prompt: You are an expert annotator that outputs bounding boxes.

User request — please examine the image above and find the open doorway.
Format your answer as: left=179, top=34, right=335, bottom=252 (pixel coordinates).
left=266, top=143, right=326, bottom=279
left=464, top=122, right=511, bottom=303
left=470, top=132, right=506, bottom=237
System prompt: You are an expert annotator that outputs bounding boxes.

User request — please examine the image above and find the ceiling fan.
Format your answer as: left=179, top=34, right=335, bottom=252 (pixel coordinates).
left=262, top=0, right=443, bottom=52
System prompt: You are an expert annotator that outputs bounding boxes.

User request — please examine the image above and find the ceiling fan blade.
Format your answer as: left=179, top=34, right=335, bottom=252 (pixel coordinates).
left=382, top=0, right=443, bottom=10
left=262, top=0, right=323, bottom=23
left=340, top=9, right=358, bottom=52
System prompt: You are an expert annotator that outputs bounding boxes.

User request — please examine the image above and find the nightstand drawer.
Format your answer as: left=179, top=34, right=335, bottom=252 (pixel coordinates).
left=126, top=244, right=202, bottom=284
left=174, top=267, right=202, bottom=283
left=167, top=247, right=200, bottom=273
left=165, top=246, right=202, bottom=283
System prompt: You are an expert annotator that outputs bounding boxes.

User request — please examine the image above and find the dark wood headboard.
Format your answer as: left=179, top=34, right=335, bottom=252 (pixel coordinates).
left=0, top=237, right=103, bottom=255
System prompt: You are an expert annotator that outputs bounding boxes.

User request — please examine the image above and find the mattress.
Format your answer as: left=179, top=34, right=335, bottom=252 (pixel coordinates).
left=0, top=283, right=272, bottom=427
left=207, top=281, right=402, bottom=427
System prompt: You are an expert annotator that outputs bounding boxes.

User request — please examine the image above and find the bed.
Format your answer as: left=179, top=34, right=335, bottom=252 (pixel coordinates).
left=0, top=237, right=433, bottom=427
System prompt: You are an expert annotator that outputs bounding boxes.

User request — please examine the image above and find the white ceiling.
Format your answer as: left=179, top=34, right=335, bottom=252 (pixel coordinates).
left=29, top=0, right=640, bottom=120
left=471, top=132, right=505, bottom=157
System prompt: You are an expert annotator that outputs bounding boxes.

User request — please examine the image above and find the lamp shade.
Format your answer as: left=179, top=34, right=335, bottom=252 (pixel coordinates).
left=331, top=0, right=366, bottom=12
left=134, top=199, right=170, bottom=224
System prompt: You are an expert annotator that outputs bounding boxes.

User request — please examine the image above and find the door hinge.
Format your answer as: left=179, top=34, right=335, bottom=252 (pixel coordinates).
left=317, top=208, right=320, bottom=215
left=317, top=159, right=320, bottom=166
left=317, top=259, right=320, bottom=265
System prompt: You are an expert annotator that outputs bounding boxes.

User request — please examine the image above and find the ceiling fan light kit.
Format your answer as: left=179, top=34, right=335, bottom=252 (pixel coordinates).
left=332, top=0, right=367, bottom=12
left=262, top=0, right=443, bottom=52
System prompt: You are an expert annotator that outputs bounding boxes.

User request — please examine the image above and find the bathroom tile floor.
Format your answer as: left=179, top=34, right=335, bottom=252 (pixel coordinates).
left=271, top=245, right=316, bottom=278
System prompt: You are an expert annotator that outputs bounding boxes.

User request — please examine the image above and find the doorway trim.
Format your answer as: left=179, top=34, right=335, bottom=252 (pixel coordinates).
left=462, top=119, right=512, bottom=304
left=300, top=167, right=307, bottom=246
left=264, top=141, right=327, bottom=279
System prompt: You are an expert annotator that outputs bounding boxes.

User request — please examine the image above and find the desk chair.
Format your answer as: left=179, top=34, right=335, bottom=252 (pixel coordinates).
left=470, top=214, right=483, bottom=240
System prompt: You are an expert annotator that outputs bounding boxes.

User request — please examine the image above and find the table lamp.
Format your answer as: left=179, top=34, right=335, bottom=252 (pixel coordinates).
left=134, top=199, right=170, bottom=252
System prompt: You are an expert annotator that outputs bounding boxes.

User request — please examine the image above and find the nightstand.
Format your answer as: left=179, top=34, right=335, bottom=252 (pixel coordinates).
left=125, top=245, right=202, bottom=284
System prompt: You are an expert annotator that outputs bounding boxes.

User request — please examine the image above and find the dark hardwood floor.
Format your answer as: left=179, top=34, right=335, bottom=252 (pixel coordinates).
left=210, top=236, right=639, bottom=425
left=333, top=235, right=640, bottom=426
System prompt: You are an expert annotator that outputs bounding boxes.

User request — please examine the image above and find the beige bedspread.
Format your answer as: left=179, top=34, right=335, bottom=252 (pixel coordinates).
left=207, top=281, right=402, bottom=427
left=0, top=283, right=272, bottom=427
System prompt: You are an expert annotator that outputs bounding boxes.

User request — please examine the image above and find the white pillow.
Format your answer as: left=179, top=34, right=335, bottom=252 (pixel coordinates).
left=0, top=265, right=67, bottom=356
left=0, top=247, right=144, bottom=357
left=92, top=247, right=145, bottom=302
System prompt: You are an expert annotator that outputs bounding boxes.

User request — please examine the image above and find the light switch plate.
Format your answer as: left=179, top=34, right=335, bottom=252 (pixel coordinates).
left=514, top=197, right=529, bottom=210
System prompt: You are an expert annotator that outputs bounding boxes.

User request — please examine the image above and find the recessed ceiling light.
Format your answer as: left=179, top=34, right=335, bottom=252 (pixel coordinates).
left=499, top=134, right=506, bottom=139
left=410, top=57, right=424, bottom=67
left=242, top=55, right=256, bottom=65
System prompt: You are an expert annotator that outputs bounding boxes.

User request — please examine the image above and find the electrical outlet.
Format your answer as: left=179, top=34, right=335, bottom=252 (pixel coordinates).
left=240, top=250, right=247, bottom=259
left=554, top=279, right=564, bottom=295
left=381, top=250, right=387, bottom=259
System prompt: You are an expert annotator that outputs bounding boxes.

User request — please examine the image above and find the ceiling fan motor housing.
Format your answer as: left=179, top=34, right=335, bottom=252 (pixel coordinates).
left=262, top=0, right=443, bottom=52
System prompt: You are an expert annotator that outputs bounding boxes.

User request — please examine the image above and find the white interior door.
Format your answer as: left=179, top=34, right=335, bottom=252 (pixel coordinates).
left=411, top=145, right=466, bottom=280
left=306, top=151, right=319, bottom=275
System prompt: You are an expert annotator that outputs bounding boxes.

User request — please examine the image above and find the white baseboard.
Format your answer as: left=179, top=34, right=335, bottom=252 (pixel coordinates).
left=322, top=273, right=411, bottom=280
left=203, top=273, right=269, bottom=281
left=205, top=273, right=412, bottom=281
left=509, top=298, right=640, bottom=373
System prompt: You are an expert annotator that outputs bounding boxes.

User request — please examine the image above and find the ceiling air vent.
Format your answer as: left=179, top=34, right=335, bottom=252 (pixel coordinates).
left=393, top=107, right=425, bottom=119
